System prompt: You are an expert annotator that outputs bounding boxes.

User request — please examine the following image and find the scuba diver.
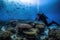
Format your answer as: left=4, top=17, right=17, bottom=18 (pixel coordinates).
left=36, top=13, right=59, bottom=26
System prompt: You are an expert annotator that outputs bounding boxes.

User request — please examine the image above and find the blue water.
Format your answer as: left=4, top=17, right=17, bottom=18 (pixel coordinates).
left=0, top=0, right=60, bottom=24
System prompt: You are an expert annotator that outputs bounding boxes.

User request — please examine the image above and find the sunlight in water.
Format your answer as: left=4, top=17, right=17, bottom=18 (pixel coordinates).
left=7, top=0, right=40, bottom=5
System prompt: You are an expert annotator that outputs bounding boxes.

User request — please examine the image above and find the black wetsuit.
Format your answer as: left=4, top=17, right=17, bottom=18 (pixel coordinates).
left=36, top=14, right=59, bottom=26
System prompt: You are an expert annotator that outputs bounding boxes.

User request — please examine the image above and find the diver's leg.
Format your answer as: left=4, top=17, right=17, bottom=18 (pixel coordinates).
left=48, top=21, right=59, bottom=26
